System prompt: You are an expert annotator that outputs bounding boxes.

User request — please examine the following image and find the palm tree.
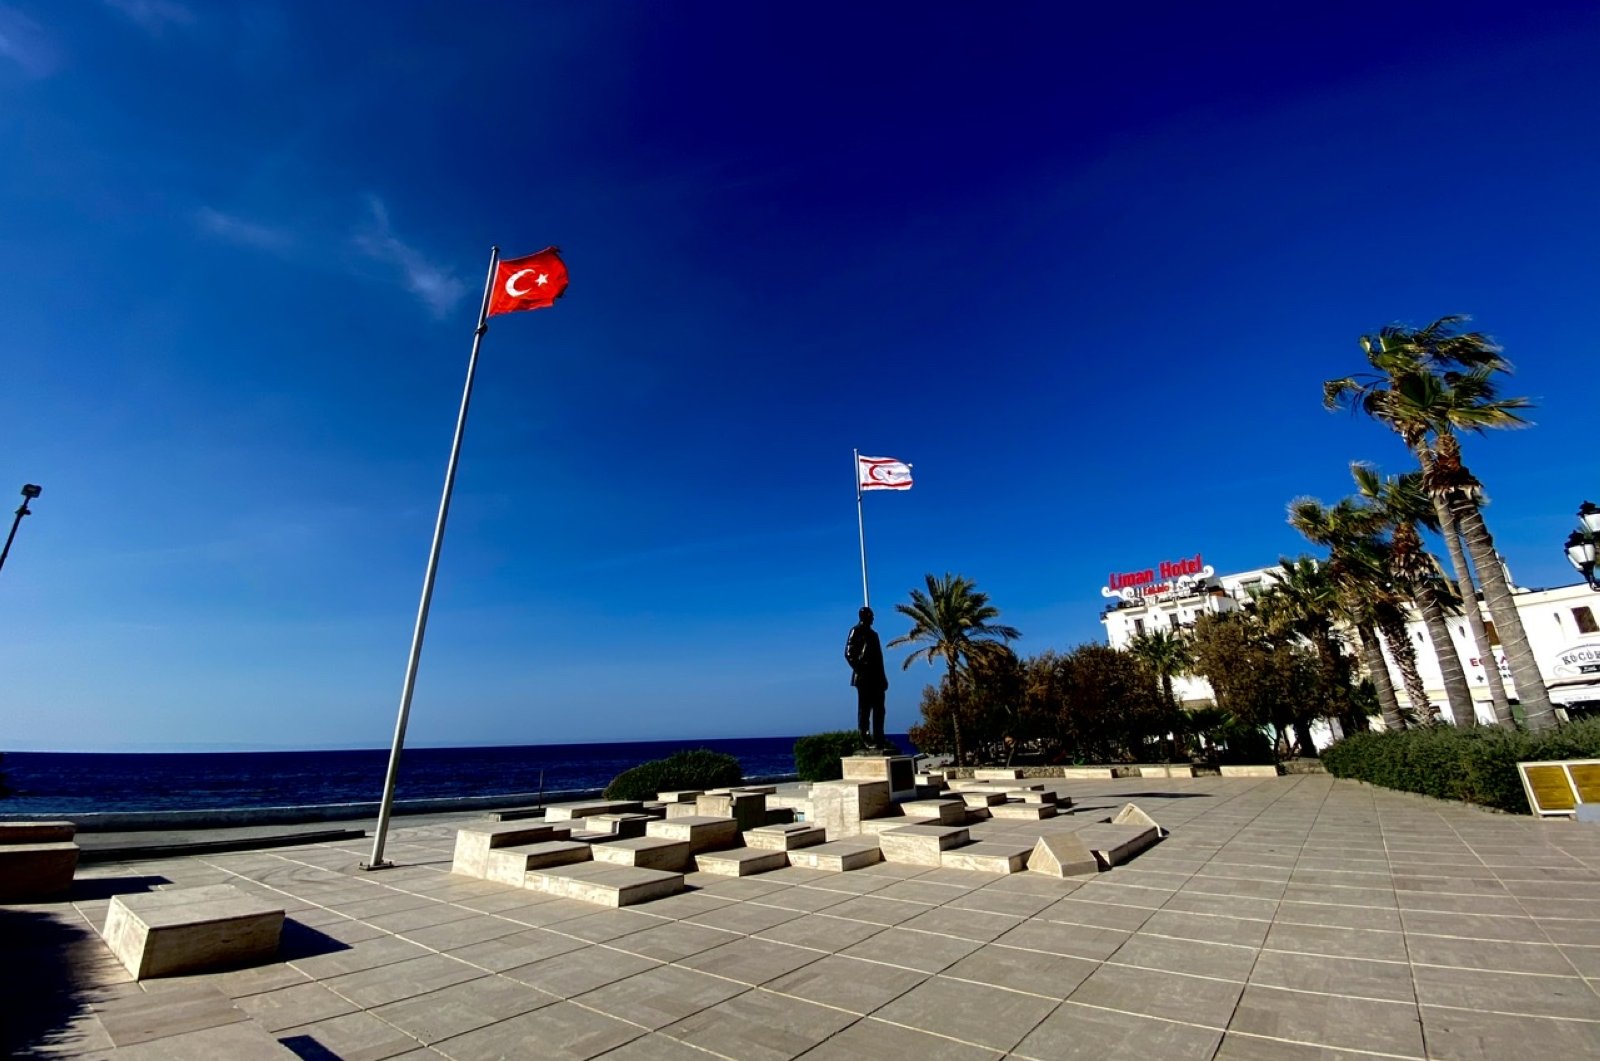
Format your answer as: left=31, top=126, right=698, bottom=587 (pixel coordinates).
left=1350, top=464, right=1478, bottom=728
left=890, top=573, right=1021, bottom=767
left=1290, top=497, right=1430, bottom=730
left=1325, top=317, right=1548, bottom=729
left=1127, top=629, right=1193, bottom=761
left=1256, top=557, right=1364, bottom=741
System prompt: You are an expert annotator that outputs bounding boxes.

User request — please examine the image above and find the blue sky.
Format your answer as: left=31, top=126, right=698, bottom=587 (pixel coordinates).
left=3, top=2, right=1598, bottom=752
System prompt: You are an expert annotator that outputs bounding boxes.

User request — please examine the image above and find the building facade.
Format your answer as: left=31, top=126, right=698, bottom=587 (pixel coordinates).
left=1099, top=552, right=1600, bottom=723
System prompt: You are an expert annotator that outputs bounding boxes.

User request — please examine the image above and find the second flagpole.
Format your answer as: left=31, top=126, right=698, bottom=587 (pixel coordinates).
left=854, top=449, right=870, bottom=608
left=364, top=245, right=501, bottom=871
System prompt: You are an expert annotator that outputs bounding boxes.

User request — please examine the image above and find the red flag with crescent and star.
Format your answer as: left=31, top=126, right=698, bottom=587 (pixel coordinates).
left=487, top=247, right=569, bottom=316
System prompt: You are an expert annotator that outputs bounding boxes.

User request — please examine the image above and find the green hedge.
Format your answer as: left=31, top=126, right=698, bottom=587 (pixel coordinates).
left=602, top=748, right=743, bottom=801
left=1321, top=718, right=1600, bottom=814
left=793, top=731, right=863, bottom=782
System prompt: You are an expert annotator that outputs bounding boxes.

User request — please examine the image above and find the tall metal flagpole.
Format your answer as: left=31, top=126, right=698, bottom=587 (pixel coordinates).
left=364, top=246, right=501, bottom=871
left=854, top=449, right=870, bottom=608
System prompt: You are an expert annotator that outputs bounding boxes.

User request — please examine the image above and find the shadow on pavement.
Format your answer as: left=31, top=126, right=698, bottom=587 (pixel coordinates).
left=68, top=874, right=170, bottom=900
left=0, top=906, right=100, bottom=1058
left=277, top=920, right=353, bottom=961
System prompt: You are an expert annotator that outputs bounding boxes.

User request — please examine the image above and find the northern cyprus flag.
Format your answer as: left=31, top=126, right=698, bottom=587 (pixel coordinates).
left=858, top=455, right=913, bottom=491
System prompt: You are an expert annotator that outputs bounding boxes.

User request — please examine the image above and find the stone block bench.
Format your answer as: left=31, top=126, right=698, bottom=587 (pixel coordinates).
left=0, top=820, right=79, bottom=900
left=103, top=884, right=284, bottom=979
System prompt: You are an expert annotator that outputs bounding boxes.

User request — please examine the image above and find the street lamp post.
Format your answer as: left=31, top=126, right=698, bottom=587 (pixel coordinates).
left=1564, top=500, right=1600, bottom=591
left=0, top=484, right=41, bottom=576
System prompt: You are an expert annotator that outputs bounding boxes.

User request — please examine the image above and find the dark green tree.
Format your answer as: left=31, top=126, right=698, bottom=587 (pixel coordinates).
left=890, top=573, right=1020, bottom=766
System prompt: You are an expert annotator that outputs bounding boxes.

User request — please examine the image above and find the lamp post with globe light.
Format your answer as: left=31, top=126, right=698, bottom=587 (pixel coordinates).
left=1564, top=501, right=1600, bottom=591
left=0, top=484, right=41, bottom=577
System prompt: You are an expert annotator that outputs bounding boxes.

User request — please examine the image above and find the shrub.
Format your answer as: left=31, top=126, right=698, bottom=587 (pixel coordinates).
left=1321, top=718, right=1600, bottom=814
left=793, top=731, right=867, bottom=781
left=602, top=748, right=742, bottom=801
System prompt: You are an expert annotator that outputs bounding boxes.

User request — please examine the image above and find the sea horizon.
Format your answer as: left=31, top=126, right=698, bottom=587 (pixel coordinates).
left=0, top=735, right=913, bottom=816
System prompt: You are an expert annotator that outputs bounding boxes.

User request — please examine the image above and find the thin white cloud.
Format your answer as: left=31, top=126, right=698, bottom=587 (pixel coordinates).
left=0, top=4, right=59, bottom=77
left=194, top=206, right=294, bottom=253
left=353, top=196, right=467, bottom=318
left=102, top=0, right=194, bottom=36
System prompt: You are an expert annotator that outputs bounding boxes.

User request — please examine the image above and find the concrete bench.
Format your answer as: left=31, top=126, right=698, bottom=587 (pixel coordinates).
left=0, top=820, right=77, bottom=844
left=103, top=884, right=284, bottom=979
left=0, top=842, right=79, bottom=899
left=0, top=822, right=80, bottom=900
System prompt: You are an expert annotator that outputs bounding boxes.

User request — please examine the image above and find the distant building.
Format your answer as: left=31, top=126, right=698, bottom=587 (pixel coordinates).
left=1098, top=552, right=1600, bottom=723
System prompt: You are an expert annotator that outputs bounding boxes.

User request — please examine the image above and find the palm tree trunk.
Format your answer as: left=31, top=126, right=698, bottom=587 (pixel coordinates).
left=1359, top=625, right=1405, bottom=730
left=1418, top=586, right=1477, bottom=727
left=1452, top=499, right=1557, bottom=731
left=1378, top=613, right=1435, bottom=722
left=945, top=660, right=965, bottom=766
left=1434, top=497, right=1515, bottom=728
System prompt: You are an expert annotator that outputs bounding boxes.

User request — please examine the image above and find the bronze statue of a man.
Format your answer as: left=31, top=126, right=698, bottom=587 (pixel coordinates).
left=845, top=606, right=888, bottom=749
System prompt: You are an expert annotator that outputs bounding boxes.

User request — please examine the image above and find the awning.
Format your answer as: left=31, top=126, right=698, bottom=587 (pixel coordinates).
left=1545, top=678, right=1600, bottom=705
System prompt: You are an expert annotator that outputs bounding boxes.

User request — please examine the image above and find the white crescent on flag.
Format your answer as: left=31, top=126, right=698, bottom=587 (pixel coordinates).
left=858, top=455, right=913, bottom=491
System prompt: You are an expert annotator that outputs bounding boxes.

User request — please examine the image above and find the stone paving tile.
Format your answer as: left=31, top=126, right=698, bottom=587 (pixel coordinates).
left=108, top=1020, right=308, bottom=1060
left=659, top=988, right=857, bottom=1060
left=1039, top=896, right=1157, bottom=932
left=815, top=894, right=931, bottom=927
left=897, top=906, right=1022, bottom=943
left=1014, top=1001, right=1224, bottom=1060
left=606, top=919, right=739, bottom=963
left=755, top=910, right=888, bottom=952
left=93, top=983, right=248, bottom=1047
left=1160, top=891, right=1280, bottom=922
left=765, top=953, right=929, bottom=1014
left=796, top=1015, right=1003, bottom=1059
left=1275, top=900, right=1403, bottom=933
left=502, top=945, right=660, bottom=997
left=572, top=964, right=748, bottom=1030
left=1139, top=908, right=1271, bottom=947
left=751, top=884, right=852, bottom=912
left=1418, top=1004, right=1600, bottom=1061
left=872, top=975, right=1057, bottom=1051
left=278, top=1010, right=421, bottom=1061
left=399, top=912, right=530, bottom=950
left=994, top=918, right=1131, bottom=961
left=547, top=908, right=669, bottom=944
left=1559, top=944, right=1600, bottom=976
left=371, top=974, right=555, bottom=1044
left=434, top=1000, right=643, bottom=1061
left=683, top=899, right=805, bottom=935
left=323, top=953, right=483, bottom=1008
left=679, top=935, right=825, bottom=986
left=1411, top=963, right=1600, bottom=1019
left=1111, top=932, right=1259, bottom=982
left=1227, top=985, right=1425, bottom=1057
left=447, top=926, right=592, bottom=970
left=942, top=941, right=1097, bottom=998
left=234, top=981, right=358, bottom=1032
left=838, top=926, right=984, bottom=973
left=290, top=933, right=432, bottom=978
left=1248, top=950, right=1415, bottom=1002
left=592, top=1030, right=733, bottom=1059
left=1409, top=934, right=1576, bottom=975
left=942, top=887, right=1058, bottom=919
left=628, top=890, right=735, bottom=920
left=1400, top=909, right=1549, bottom=943
left=1068, top=962, right=1243, bottom=1027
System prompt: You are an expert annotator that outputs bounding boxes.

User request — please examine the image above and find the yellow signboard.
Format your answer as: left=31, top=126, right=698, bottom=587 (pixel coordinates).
left=1518, top=759, right=1600, bottom=817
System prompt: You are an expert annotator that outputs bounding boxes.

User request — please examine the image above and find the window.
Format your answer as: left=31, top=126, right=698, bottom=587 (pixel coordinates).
left=1135, top=618, right=1145, bottom=635
left=1576, top=607, right=1599, bottom=635
left=1484, top=621, right=1500, bottom=645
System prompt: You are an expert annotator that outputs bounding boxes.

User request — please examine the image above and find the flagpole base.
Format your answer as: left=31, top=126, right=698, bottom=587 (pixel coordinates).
left=358, top=861, right=395, bottom=872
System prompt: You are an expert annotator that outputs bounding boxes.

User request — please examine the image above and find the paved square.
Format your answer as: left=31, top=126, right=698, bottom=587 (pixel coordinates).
left=5, top=773, right=1600, bottom=1058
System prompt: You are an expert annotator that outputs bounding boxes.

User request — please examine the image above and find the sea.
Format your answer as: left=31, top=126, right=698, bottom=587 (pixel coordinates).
left=0, top=736, right=877, bottom=816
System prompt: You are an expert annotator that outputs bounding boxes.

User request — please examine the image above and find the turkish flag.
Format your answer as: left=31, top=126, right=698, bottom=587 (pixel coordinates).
left=487, top=247, right=568, bottom=316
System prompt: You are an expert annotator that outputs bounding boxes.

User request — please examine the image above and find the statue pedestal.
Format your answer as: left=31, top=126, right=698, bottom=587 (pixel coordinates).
left=841, top=755, right=916, bottom=797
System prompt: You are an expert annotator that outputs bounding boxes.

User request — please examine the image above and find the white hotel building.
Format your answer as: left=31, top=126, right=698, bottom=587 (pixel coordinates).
left=1099, top=553, right=1600, bottom=725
